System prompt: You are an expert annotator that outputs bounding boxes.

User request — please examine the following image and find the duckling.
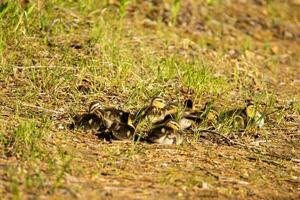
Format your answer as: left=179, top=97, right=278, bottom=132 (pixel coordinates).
left=244, top=100, right=264, bottom=128
left=133, top=97, right=168, bottom=125
left=220, top=100, right=264, bottom=129
left=106, top=112, right=136, bottom=140
left=88, top=100, right=132, bottom=130
left=144, top=120, right=183, bottom=145
left=151, top=102, right=180, bottom=125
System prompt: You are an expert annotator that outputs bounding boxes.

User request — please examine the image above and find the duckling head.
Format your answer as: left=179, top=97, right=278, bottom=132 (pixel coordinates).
left=89, top=100, right=102, bottom=113
left=151, top=97, right=166, bottom=109
left=245, top=99, right=255, bottom=106
left=246, top=105, right=256, bottom=119
left=167, top=104, right=178, bottom=115
left=245, top=99, right=256, bottom=119
left=207, top=110, right=218, bottom=122
left=166, top=120, right=180, bottom=130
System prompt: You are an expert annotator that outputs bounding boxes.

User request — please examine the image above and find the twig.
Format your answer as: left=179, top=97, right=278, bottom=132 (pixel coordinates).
left=291, top=158, right=300, bottom=163
left=198, top=129, right=257, bottom=150
left=21, top=103, right=65, bottom=115
left=220, top=177, right=249, bottom=185
left=247, top=156, right=285, bottom=167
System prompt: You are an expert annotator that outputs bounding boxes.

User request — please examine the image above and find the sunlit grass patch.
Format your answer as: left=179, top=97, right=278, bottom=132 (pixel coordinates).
left=2, top=120, right=44, bottom=159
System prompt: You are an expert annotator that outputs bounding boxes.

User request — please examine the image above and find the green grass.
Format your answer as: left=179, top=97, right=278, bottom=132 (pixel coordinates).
left=3, top=120, right=43, bottom=159
left=0, top=0, right=299, bottom=199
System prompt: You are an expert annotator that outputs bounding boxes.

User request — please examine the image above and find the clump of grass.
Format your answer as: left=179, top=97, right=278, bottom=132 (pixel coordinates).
left=171, top=0, right=181, bottom=24
left=50, top=150, right=73, bottom=193
left=118, top=0, right=131, bottom=18
left=3, top=120, right=43, bottom=159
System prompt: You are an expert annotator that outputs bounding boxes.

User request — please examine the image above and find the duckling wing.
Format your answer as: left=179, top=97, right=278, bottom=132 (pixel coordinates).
left=101, top=108, right=127, bottom=128
left=219, top=108, right=248, bottom=129
left=163, top=132, right=181, bottom=145
left=148, top=110, right=168, bottom=124
left=184, top=111, right=203, bottom=122
left=103, top=108, right=125, bottom=120
left=109, top=123, right=135, bottom=140
left=169, top=131, right=184, bottom=145
left=156, top=130, right=184, bottom=145
left=219, top=108, right=244, bottom=120
left=145, top=125, right=169, bottom=143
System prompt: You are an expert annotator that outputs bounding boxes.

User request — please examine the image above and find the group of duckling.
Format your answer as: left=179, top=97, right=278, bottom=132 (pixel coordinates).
left=71, top=97, right=265, bottom=145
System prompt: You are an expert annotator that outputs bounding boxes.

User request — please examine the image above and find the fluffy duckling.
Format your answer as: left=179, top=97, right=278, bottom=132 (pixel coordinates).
left=244, top=100, right=264, bottom=128
left=106, top=112, right=136, bottom=140
left=133, top=97, right=168, bottom=125
left=89, top=100, right=132, bottom=130
left=144, top=120, right=183, bottom=145
left=220, top=100, right=264, bottom=129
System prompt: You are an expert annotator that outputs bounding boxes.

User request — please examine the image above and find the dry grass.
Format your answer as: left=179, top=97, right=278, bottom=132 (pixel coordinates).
left=0, top=0, right=300, bottom=199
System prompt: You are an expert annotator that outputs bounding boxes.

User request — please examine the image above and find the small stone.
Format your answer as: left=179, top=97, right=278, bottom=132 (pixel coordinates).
left=142, top=19, right=157, bottom=28
left=284, top=31, right=294, bottom=39
left=202, top=182, right=209, bottom=189
left=271, top=46, right=279, bottom=54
